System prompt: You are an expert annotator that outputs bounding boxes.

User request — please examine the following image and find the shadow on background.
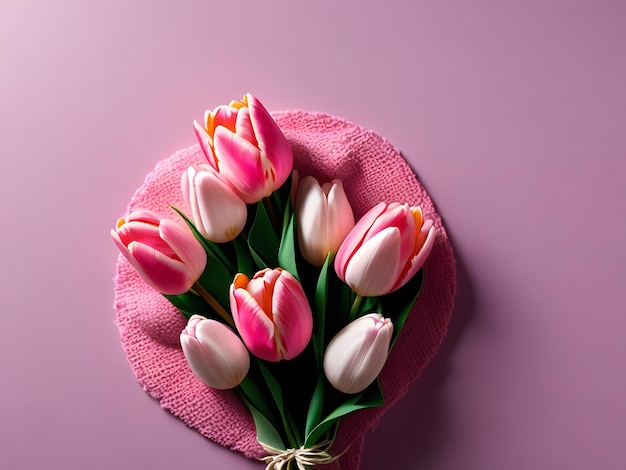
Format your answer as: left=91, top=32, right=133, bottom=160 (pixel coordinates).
left=361, top=245, right=476, bottom=469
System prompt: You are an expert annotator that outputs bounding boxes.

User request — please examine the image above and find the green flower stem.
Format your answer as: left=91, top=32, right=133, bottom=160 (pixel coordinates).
left=192, top=282, right=234, bottom=328
left=282, top=412, right=299, bottom=450
left=286, top=408, right=303, bottom=447
left=348, top=294, right=363, bottom=322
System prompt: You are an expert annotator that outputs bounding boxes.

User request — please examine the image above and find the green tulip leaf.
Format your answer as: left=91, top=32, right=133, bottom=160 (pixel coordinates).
left=359, top=295, right=380, bottom=317
left=381, top=269, right=425, bottom=350
left=162, top=249, right=234, bottom=320
left=239, top=376, right=278, bottom=428
left=233, top=236, right=256, bottom=278
left=336, top=280, right=355, bottom=325
left=240, top=394, right=286, bottom=451
left=248, top=201, right=280, bottom=268
left=162, top=292, right=208, bottom=320
left=304, top=375, right=326, bottom=438
left=279, top=194, right=292, bottom=234
left=271, top=176, right=291, bottom=224
left=249, top=246, right=269, bottom=270
left=278, top=211, right=299, bottom=280
left=196, top=254, right=234, bottom=313
left=304, top=379, right=384, bottom=447
left=312, top=255, right=331, bottom=366
left=259, top=362, right=300, bottom=448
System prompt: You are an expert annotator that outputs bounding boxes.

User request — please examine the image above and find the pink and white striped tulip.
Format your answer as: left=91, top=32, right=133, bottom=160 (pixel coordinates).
left=181, top=165, right=247, bottom=243
left=323, top=313, right=393, bottom=394
left=230, top=268, right=313, bottom=362
left=180, top=315, right=250, bottom=390
left=111, top=210, right=207, bottom=295
left=193, top=93, right=293, bottom=204
left=334, top=202, right=435, bottom=297
left=295, top=176, right=355, bottom=266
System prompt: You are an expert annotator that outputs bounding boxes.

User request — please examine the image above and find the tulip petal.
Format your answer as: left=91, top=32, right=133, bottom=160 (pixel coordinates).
left=347, top=318, right=392, bottom=392
left=213, top=126, right=266, bottom=203
left=181, top=330, right=247, bottom=390
left=124, top=209, right=162, bottom=225
left=343, top=227, right=401, bottom=296
left=229, top=99, right=247, bottom=109
left=392, top=221, right=436, bottom=292
left=184, top=314, right=204, bottom=336
left=246, top=93, right=293, bottom=189
left=323, top=314, right=392, bottom=394
left=111, top=229, right=151, bottom=283
left=414, top=214, right=432, bottom=248
left=231, top=289, right=280, bottom=362
left=411, top=206, right=424, bottom=230
left=117, top=220, right=173, bottom=255
left=365, top=203, right=411, bottom=244
left=180, top=334, right=213, bottom=381
left=296, top=176, right=329, bottom=266
left=235, top=106, right=258, bottom=146
left=128, top=241, right=192, bottom=294
left=246, top=269, right=278, bottom=314
left=393, top=206, right=419, bottom=264
left=159, top=219, right=207, bottom=279
left=232, top=273, right=250, bottom=290
left=194, top=320, right=250, bottom=389
left=334, top=202, right=387, bottom=279
left=193, top=120, right=217, bottom=167
left=324, top=322, right=368, bottom=390
left=210, top=105, right=238, bottom=136
left=181, top=166, right=207, bottom=236
left=194, top=171, right=247, bottom=242
left=272, top=273, right=313, bottom=359
left=326, top=180, right=355, bottom=254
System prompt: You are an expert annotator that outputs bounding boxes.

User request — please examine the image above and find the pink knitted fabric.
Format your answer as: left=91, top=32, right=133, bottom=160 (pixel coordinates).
left=114, top=111, right=456, bottom=469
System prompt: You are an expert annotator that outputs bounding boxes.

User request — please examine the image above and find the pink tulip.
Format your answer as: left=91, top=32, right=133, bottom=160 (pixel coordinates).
left=323, top=313, right=393, bottom=394
left=111, top=209, right=207, bottom=295
left=193, top=93, right=293, bottom=204
left=295, top=176, right=355, bottom=266
left=230, top=268, right=313, bottom=362
left=334, top=202, right=435, bottom=297
left=181, top=165, right=248, bottom=243
left=180, top=315, right=250, bottom=390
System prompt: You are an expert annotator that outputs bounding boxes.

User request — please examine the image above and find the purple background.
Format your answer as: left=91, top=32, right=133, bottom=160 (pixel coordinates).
left=2, top=1, right=625, bottom=469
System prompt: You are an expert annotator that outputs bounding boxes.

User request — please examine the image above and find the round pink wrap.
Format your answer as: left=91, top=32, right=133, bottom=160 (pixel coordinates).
left=114, top=111, right=456, bottom=469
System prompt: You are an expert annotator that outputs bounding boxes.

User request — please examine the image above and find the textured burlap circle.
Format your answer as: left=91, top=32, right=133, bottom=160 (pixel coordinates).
left=114, top=111, right=456, bottom=469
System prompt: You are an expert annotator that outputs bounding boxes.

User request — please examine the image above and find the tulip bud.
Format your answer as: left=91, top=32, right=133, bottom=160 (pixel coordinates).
left=193, top=93, right=293, bottom=204
left=181, top=165, right=247, bottom=243
left=323, top=313, right=393, bottom=394
left=180, top=315, right=250, bottom=390
left=295, top=176, right=355, bottom=266
left=111, top=209, right=207, bottom=295
left=334, top=202, right=435, bottom=297
left=230, top=268, right=313, bottom=362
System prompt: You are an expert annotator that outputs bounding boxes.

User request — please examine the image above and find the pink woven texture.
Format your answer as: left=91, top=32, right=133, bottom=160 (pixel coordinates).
left=114, top=111, right=456, bottom=469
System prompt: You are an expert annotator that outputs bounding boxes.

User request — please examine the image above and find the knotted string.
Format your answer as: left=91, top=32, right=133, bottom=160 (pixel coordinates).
left=260, top=440, right=346, bottom=470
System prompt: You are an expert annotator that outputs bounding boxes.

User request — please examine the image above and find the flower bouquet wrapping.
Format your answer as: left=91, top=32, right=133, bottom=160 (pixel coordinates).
left=112, top=95, right=456, bottom=469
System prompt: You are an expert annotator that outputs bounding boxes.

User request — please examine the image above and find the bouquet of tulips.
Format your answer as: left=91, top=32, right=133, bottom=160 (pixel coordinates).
left=111, top=94, right=435, bottom=469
